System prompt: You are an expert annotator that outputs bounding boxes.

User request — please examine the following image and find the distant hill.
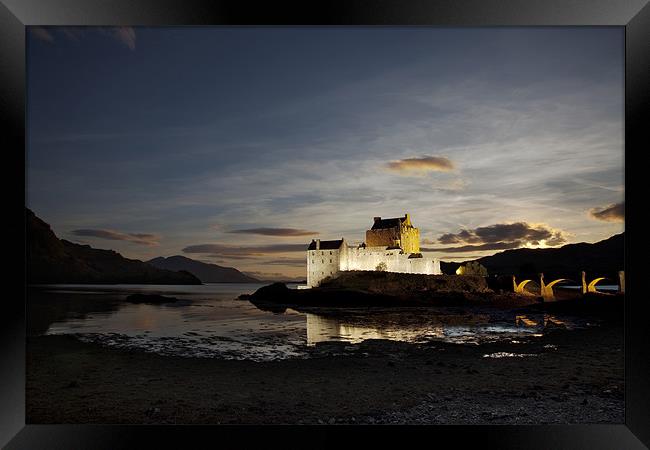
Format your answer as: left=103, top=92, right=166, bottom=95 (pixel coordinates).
left=147, top=255, right=259, bottom=283
left=442, top=233, right=624, bottom=280
left=26, top=209, right=201, bottom=285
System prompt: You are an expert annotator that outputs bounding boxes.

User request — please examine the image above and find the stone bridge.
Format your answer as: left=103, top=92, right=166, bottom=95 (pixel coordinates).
left=512, top=271, right=624, bottom=300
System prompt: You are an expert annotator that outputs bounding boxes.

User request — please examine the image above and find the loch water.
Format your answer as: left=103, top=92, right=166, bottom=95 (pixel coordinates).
left=32, top=283, right=592, bottom=361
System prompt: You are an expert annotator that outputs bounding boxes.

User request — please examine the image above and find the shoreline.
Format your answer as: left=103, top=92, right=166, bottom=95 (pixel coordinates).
left=27, top=323, right=623, bottom=424
left=26, top=282, right=624, bottom=424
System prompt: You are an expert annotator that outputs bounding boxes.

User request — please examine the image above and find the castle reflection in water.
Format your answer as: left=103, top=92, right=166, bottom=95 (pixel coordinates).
left=306, top=314, right=446, bottom=345
left=305, top=312, right=570, bottom=346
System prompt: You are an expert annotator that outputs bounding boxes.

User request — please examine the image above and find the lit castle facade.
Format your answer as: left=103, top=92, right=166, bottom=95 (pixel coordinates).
left=306, top=213, right=441, bottom=287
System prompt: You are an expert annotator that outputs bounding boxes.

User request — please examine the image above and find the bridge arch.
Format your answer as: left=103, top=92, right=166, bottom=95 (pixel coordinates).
left=587, top=277, right=607, bottom=293
left=540, top=274, right=570, bottom=300
left=512, top=276, right=534, bottom=295
left=546, top=278, right=569, bottom=289
left=581, top=271, right=612, bottom=294
left=517, top=280, right=533, bottom=292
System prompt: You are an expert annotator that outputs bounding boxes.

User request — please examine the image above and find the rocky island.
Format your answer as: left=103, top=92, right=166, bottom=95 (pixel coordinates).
left=242, top=271, right=533, bottom=308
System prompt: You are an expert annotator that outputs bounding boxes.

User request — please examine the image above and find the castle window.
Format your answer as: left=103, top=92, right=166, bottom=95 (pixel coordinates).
left=330, top=259, right=332, bottom=263
left=330, top=251, right=332, bottom=255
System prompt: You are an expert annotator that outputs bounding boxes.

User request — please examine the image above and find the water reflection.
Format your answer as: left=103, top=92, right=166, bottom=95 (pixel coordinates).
left=38, top=284, right=585, bottom=361
left=306, top=314, right=445, bottom=345
left=304, top=311, right=572, bottom=346
left=515, top=314, right=568, bottom=329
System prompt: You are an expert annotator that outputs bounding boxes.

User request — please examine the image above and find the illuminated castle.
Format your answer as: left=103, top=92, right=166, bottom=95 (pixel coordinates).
left=306, top=213, right=441, bottom=288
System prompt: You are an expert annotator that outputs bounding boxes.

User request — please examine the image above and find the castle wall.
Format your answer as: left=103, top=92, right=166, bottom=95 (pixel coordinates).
left=340, top=246, right=440, bottom=275
left=307, top=248, right=341, bottom=287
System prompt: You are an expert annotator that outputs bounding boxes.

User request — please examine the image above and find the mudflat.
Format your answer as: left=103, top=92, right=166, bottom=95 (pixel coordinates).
left=27, top=322, right=623, bottom=425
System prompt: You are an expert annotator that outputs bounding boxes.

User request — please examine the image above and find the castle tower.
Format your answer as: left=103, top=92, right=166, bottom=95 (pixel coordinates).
left=365, top=213, right=420, bottom=253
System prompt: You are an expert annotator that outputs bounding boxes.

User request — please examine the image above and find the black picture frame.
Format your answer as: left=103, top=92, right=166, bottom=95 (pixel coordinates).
left=2, top=0, right=648, bottom=448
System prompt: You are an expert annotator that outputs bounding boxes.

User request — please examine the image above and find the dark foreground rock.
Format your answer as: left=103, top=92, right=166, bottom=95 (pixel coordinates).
left=26, top=323, right=624, bottom=424
left=323, top=271, right=491, bottom=294
left=243, top=273, right=625, bottom=316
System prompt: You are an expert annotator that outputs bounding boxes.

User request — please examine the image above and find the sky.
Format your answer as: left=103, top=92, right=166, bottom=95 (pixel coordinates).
left=27, top=27, right=624, bottom=280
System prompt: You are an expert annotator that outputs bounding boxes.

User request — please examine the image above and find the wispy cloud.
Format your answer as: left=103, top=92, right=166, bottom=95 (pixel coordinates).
left=103, top=27, right=137, bottom=51
left=183, top=243, right=307, bottom=257
left=29, top=26, right=136, bottom=50
left=207, top=254, right=258, bottom=260
left=61, top=27, right=83, bottom=41
left=71, top=229, right=160, bottom=246
left=590, top=202, right=624, bottom=222
left=423, top=241, right=526, bottom=253
left=261, top=258, right=306, bottom=266
left=227, top=227, right=318, bottom=237
left=386, top=156, right=455, bottom=175
left=30, top=27, right=54, bottom=43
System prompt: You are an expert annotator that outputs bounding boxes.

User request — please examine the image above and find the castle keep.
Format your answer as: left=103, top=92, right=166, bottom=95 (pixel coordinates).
left=306, top=213, right=441, bottom=287
left=366, top=214, right=420, bottom=253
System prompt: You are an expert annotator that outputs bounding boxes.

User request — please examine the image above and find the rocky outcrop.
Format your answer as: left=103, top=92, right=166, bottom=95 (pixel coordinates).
left=242, top=272, right=538, bottom=309
left=320, top=271, right=490, bottom=295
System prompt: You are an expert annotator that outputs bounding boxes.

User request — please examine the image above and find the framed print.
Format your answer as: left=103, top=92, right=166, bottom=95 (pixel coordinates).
left=1, top=0, right=649, bottom=448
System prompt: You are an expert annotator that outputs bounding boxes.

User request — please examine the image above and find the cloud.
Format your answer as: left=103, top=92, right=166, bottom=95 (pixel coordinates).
left=386, top=156, right=455, bottom=175
left=31, top=26, right=136, bottom=50
left=28, top=29, right=623, bottom=264
left=96, top=27, right=137, bottom=50
left=261, top=258, right=306, bottom=266
left=438, top=255, right=485, bottom=261
left=206, top=254, right=255, bottom=260
left=430, top=177, right=468, bottom=192
left=30, top=27, right=54, bottom=43
left=111, top=27, right=137, bottom=50
left=228, top=227, right=318, bottom=237
left=71, top=229, right=160, bottom=246
left=183, top=243, right=307, bottom=257
left=423, top=241, right=526, bottom=253
left=590, top=202, right=624, bottom=222
left=60, top=27, right=84, bottom=41
left=434, top=222, right=567, bottom=252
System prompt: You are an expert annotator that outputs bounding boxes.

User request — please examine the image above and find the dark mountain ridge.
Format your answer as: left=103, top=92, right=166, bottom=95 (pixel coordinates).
left=26, top=209, right=201, bottom=285
left=442, top=233, right=624, bottom=281
left=147, top=255, right=259, bottom=283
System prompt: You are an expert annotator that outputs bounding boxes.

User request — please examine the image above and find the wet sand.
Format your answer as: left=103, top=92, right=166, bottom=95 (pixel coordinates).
left=26, top=322, right=623, bottom=424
